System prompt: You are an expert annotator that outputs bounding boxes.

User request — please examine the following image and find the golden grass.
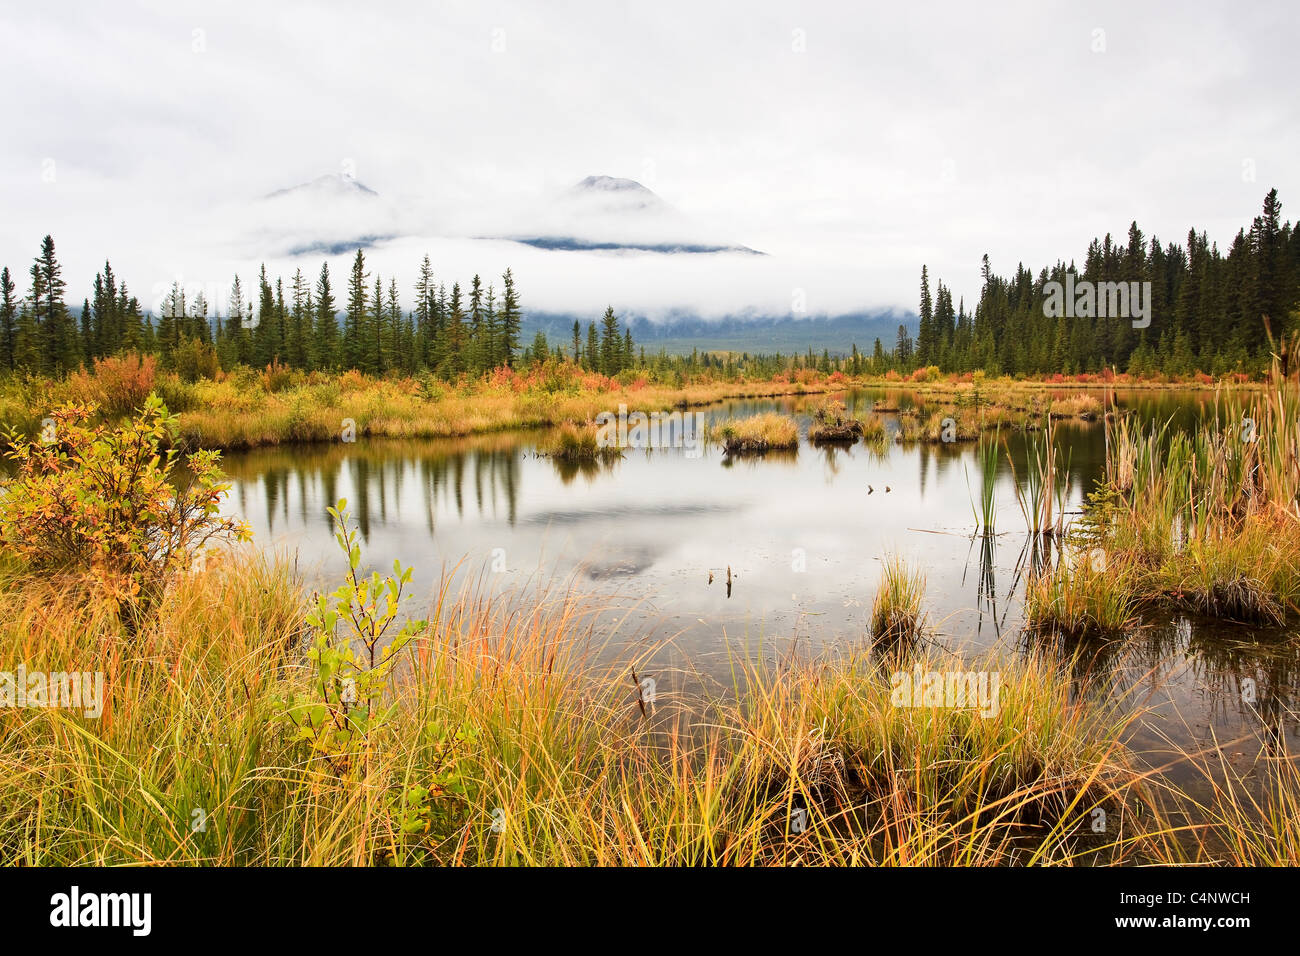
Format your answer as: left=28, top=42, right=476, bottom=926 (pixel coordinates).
left=870, top=556, right=927, bottom=644
left=0, top=545, right=1161, bottom=866
left=708, top=413, right=800, bottom=453
left=1073, top=375, right=1300, bottom=622
left=1024, top=554, right=1137, bottom=639
left=170, top=376, right=841, bottom=450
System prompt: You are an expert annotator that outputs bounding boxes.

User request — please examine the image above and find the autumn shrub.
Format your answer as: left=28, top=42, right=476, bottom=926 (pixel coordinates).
left=171, top=336, right=221, bottom=383
left=339, top=369, right=368, bottom=392
left=151, top=372, right=200, bottom=413
left=0, top=396, right=249, bottom=627
left=260, top=358, right=294, bottom=393
left=66, top=354, right=158, bottom=417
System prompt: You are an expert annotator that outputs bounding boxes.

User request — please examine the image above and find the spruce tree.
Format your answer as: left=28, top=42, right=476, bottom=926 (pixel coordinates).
left=585, top=321, right=599, bottom=370
left=915, top=265, right=933, bottom=367
left=254, top=264, right=275, bottom=367
left=0, top=266, right=17, bottom=371
left=34, top=236, right=78, bottom=374
left=314, top=263, right=339, bottom=371
left=289, top=268, right=309, bottom=368
left=600, top=306, right=620, bottom=375
left=499, top=268, right=521, bottom=367
left=444, top=282, right=465, bottom=376
left=344, top=249, right=369, bottom=371
left=370, top=274, right=385, bottom=373
left=225, top=274, right=248, bottom=366
left=414, top=254, right=435, bottom=368
left=467, top=275, right=484, bottom=374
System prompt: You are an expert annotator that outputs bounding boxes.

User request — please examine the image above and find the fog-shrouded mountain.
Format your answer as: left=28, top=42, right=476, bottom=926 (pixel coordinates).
left=500, top=175, right=763, bottom=256
left=253, top=173, right=398, bottom=257
left=181, top=171, right=911, bottom=348
left=265, top=173, right=380, bottom=201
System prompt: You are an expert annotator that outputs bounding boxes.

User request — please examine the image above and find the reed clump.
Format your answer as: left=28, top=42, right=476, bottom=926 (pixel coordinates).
left=546, top=422, right=622, bottom=461
left=1079, top=372, right=1300, bottom=623
left=869, top=556, right=927, bottom=643
left=808, top=399, right=866, bottom=444
left=1024, top=552, right=1137, bottom=639
left=709, top=412, right=800, bottom=453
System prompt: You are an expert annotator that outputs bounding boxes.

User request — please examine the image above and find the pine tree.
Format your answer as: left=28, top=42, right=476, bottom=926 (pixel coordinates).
left=431, top=282, right=447, bottom=372
left=15, top=274, right=40, bottom=372
left=314, top=263, right=339, bottom=371
left=370, top=274, right=385, bottom=373
left=571, top=320, right=581, bottom=363
left=289, top=268, right=309, bottom=368
left=414, top=254, right=435, bottom=368
left=600, top=306, right=620, bottom=375
left=254, top=264, right=275, bottom=367
left=498, top=268, right=521, bottom=367
left=484, top=283, right=499, bottom=369
left=157, top=282, right=184, bottom=360
left=117, top=284, right=143, bottom=354
left=585, top=321, right=599, bottom=370
left=0, top=266, right=18, bottom=371
left=467, top=275, right=485, bottom=374
left=384, top=278, right=400, bottom=373
left=191, top=288, right=211, bottom=344
left=444, top=282, right=465, bottom=376
left=273, top=277, right=287, bottom=360
left=34, top=236, right=78, bottom=374
left=344, top=250, right=369, bottom=371
left=915, top=265, right=934, bottom=367
left=224, top=275, right=248, bottom=367
left=895, top=323, right=914, bottom=367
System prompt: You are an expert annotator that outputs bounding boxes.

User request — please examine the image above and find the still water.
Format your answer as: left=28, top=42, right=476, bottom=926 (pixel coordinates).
left=217, top=387, right=1299, bottom=779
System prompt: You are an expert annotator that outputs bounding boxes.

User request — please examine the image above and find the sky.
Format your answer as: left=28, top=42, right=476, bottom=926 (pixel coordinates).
left=1, top=0, right=1295, bottom=322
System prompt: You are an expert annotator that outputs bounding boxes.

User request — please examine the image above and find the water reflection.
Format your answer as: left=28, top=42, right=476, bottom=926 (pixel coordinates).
left=216, top=387, right=1300, bottom=762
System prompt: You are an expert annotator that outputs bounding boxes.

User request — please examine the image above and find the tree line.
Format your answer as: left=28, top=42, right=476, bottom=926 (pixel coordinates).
left=6, top=189, right=1294, bottom=386
left=0, top=244, right=641, bottom=380
left=899, top=189, right=1299, bottom=376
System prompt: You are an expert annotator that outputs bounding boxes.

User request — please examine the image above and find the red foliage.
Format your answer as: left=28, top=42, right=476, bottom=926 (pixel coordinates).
left=69, top=354, right=158, bottom=416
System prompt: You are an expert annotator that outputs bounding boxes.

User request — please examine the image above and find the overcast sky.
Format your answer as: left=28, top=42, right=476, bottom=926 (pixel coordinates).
left=1, top=0, right=1295, bottom=320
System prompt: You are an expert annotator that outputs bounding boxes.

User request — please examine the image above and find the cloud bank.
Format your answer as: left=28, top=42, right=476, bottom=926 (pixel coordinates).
left=0, top=0, right=1295, bottom=322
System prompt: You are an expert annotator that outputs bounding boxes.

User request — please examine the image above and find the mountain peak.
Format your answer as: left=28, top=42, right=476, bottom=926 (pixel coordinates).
left=266, top=173, right=379, bottom=200
left=573, top=175, right=653, bottom=194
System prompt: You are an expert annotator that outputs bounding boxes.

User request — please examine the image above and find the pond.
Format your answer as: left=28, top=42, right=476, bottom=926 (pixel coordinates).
left=217, top=386, right=1300, bottom=791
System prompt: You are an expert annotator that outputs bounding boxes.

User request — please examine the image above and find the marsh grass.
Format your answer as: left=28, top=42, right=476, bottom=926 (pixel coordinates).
left=1082, top=369, right=1300, bottom=622
left=708, top=412, right=800, bottom=454
left=1008, top=417, right=1069, bottom=537
left=869, top=556, right=927, bottom=645
left=1144, top=728, right=1300, bottom=866
left=0, top=371, right=849, bottom=452
left=0, top=544, right=1156, bottom=866
left=967, top=430, right=1001, bottom=531
left=546, top=422, right=623, bottom=461
left=1024, top=556, right=1137, bottom=639
left=807, top=399, right=865, bottom=444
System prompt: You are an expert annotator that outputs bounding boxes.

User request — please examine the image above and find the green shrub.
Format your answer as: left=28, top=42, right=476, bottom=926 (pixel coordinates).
left=0, top=396, right=249, bottom=626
